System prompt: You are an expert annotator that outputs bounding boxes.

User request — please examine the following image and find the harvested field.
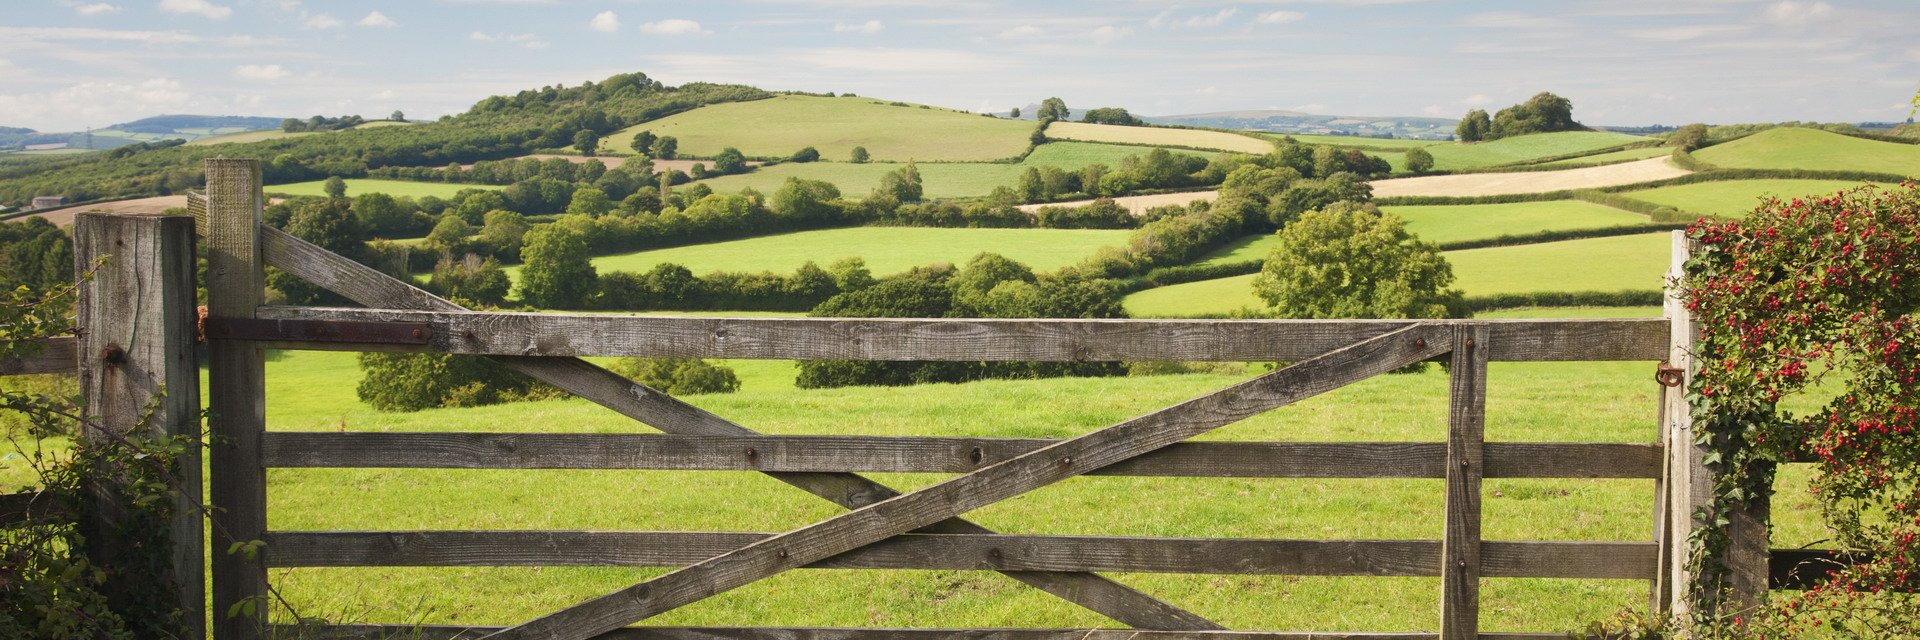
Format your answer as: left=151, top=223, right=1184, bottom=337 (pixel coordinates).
left=1017, top=191, right=1219, bottom=216
left=1369, top=157, right=1689, bottom=197
left=1045, top=122, right=1274, bottom=154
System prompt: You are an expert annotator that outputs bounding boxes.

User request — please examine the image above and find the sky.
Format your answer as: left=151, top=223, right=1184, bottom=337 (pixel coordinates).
left=1, top=0, right=1916, bottom=132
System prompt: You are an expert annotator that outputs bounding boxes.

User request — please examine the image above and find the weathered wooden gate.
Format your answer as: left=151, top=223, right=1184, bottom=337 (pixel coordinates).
left=4, top=157, right=1775, bottom=639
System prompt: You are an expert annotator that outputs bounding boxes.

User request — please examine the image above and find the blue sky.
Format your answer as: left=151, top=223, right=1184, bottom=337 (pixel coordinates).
left=2, top=0, right=1916, bottom=131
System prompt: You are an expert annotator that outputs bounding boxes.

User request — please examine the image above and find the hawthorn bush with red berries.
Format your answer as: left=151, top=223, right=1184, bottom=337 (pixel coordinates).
left=1684, top=181, right=1920, bottom=636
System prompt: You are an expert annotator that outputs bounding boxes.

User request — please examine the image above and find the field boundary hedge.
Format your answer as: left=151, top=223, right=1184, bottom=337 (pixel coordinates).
left=1463, top=289, right=1663, bottom=311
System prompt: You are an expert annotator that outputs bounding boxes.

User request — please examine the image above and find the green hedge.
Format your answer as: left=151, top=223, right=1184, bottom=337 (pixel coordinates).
left=1464, top=289, right=1663, bottom=311
left=1434, top=223, right=1688, bottom=251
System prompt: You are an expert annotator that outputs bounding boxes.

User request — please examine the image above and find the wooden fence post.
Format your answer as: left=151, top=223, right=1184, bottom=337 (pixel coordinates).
left=1663, top=230, right=1709, bottom=619
left=205, top=159, right=269, bottom=640
left=1441, top=323, right=1488, bottom=640
left=74, top=212, right=204, bottom=639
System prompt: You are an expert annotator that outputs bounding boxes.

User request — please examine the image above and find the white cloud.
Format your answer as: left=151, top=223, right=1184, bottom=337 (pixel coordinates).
left=589, top=11, right=620, bottom=33
left=157, top=0, right=231, bottom=19
left=997, top=25, right=1044, bottom=38
left=833, top=20, right=884, bottom=34
left=639, top=19, right=710, bottom=36
left=74, top=3, right=120, bottom=16
left=1627, top=25, right=1750, bottom=41
left=302, top=13, right=341, bottom=29
left=0, top=78, right=197, bottom=131
left=1461, top=12, right=1564, bottom=29
left=357, top=11, right=397, bottom=28
left=0, top=26, right=199, bottom=44
left=1089, top=25, right=1132, bottom=45
left=469, top=31, right=498, bottom=41
left=1151, top=8, right=1239, bottom=29
left=1764, top=1, right=1834, bottom=25
left=1463, top=94, right=1493, bottom=106
left=1256, top=11, right=1306, bottom=25
left=232, top=64, right=289, bottom=80
left=511, top=33, right=549, bottom=49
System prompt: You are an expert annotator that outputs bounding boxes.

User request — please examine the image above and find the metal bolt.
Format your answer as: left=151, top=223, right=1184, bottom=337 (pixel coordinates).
left=776, top=548, right=789, bottom=559
left=1058, top=456, right=1073, bottom=467
left=99, top=345, right=126, bottom=365
left=410, top=328, right=425, bottom=339
left=745, top=447, right=758, bottom=459
left=1414, top=337, right=1427, bottom=349
left=1460, top=458, right=1470, bottom=467
left=1457, top=559, right=1468, bottom=568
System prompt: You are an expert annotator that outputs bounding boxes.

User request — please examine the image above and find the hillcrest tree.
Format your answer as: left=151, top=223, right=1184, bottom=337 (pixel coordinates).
left=1456, top=110, right=1490, bottom=143
left=1037, top=97, right=1070, bottom=122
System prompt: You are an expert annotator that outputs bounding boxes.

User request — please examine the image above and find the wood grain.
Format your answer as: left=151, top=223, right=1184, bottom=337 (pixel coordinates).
left=250, top=306, right=1665, bottom=363
left=1440, top=325, right=1488, bottom=640
left=204, top=159, right=269, bottom=640
left=280, top=624, right=1572, bottom=640
left=478, top=325, right=1452, bottom=640
left=260, top=432, right=1662, bottom=479
left=0, top=336, right=77, bottom=375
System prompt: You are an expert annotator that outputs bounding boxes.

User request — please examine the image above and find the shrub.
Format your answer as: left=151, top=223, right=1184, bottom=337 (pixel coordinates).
left=355, top=352, right=558, bottom=411
left=428, top=254, right=512, bottom=306
left=790, top=146, right=821, bottom=163
left=610, top=357, right=741, bottom=394
left=848, top=146, right=870, bottom=163
left=1252, top=203, right=1466, bottom=319
left=1404, top=147, right=1434, bottom=173
left=517, top=223, right=596, bottom=308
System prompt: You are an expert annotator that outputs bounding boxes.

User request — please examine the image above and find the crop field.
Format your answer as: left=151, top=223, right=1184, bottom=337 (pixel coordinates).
left=1618, top=179, right=1881, bottom=218
left=1448, top=232, right=1670, bottom=296
left=1370, top=157, right=1688, bottom=198
left=1421, top=131, right=1647, bottom=171
left=1532, top=146, right=1673, bottom=168
left=1045, top=122, right=1275, bottom=154
left=693, top=142, right=1209, bottom=199
left=606, top=95, right=1033, bottom=162
left=1693, top=127, right=1920, bottom=176
left=268, top=178, right=502, bottom=199
left=502, top=227, right=1131, bottom=284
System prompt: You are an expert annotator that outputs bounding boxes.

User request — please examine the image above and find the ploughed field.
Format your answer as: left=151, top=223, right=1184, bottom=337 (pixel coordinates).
left=162, top=305, right=1830, bottom=632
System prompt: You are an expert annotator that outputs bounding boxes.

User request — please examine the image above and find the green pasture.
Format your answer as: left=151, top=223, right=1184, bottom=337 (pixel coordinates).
left=1192, top=200, right=1652, bottom=268
left=1617, top=179, right=1882, bottom=218
left=1694, top=127, right=1920, bottom=176
left=504, top=226, right=1131, bottom=284
left=1448, top=232, right=1670, bottom=296
left=1257, top=133, right=1441, bottom=151
left=693, top=142, right=1210, bottom=199
left=1532, top=146, right=1672, bottom=168
left=185, top=130, right=314, bottom=146
left=1422, top=132, right=1647, bottom=171
left=607, top=95, right=1033, bottom=162
left=1046, top=121, right=1274, bottom=154
left=1123, top=272, right=1260, bottom=317
left=267, top=178, right=501, bottom=199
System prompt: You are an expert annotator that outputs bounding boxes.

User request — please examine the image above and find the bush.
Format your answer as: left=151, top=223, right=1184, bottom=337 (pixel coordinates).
left=1252, top=203, right=1466, bottom=319
left=1403, top=147, right=1434, bottom=173
left=1033, top=198, right=1136, bottom=229
left=428, top=254, right=512, bottom=306
left=610, top=357, right=741, bottom=394
left=790, top=146, right=820, bottom=163
left=355, top=352, right=558, bottom=411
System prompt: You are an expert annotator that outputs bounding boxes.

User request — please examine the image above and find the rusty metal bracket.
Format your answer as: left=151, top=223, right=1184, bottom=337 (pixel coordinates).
left=203, top=317, right=433, bottom=345
left=1655, top=362, right=1685, bottom=388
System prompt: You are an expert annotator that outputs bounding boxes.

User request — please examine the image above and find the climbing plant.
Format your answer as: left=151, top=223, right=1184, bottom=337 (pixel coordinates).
left=1684, top=181, right=1920, bottom=636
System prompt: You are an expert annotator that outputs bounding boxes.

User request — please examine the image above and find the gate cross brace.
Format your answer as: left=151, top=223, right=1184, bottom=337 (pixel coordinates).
left=256, top=225, right=1216, bottom=630
left=479, top=324, right=1455, bottom=640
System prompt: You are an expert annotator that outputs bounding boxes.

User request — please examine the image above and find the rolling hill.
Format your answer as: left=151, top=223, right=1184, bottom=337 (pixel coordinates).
left=606, top=95, right=1033, bottom=162
left=1693, top=127, right=1920, bottom=176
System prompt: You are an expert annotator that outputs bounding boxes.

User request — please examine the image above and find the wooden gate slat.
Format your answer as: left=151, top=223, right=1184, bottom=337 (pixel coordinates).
left=257, top=225, right=1218, bottom=631
left=1440, top=325, right=1488, bottom=640
left=479, top=324, right=1452, bottom=640
left=205, top=159, right=271, bottom=640
left=285, top=624, right=1571, bottom=640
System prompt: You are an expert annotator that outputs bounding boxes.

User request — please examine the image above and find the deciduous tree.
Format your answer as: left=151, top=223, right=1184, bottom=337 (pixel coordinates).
left=1252, top=203, right=1464, bottom=319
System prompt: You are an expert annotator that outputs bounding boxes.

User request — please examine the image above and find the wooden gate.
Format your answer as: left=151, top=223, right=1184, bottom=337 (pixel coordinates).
left=172, top=158, right=1710, bottom=640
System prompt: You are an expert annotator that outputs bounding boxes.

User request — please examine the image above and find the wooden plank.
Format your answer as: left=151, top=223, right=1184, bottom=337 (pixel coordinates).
left=0, top=336, right=77, bottom=375
left=1663, top=231, right=1713, bottom=618
left=263, top=530, right=1657, bottom=580
left=205, top=159, right=269, bottom=640
left=278, top=624, right=1572, bottom=640
left=480, top=325, right=1453, bottom=640
left=260, top=432, right=1663, bottom=479
left=282, top=624, right=1572, bottom=640
left=250, top=306, right=1666, bottom=363
left=257, top=225, right=1219, bottom=631
left=73, top=213, right=204, bottom=638
left=1440, top=325, right=1488, bottom=640
left=0, top=490, right=67, bottom=527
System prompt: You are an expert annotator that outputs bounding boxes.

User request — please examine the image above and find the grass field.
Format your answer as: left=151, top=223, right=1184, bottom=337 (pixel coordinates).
left=1532, top=146, right=1672, bottom=168
left=1046, top=122, right=1274, bottom=154
left=1257, top=133, right=1441, bottom=151
left=1422, top=132, right=1647, bottom=171
left=606, top=95, right=1033, bottom=162
left=1192, top=201, right=1653, bottom=267
left=693, top=142, right=1209, bottom=199
left=503, top=227, right=1132, bottom=284
left=1694, top=127, right=1920, bottom=176
left=1618, top=179, right=1881, bottom=218
left=185, top=129, right=314, bottom=146
left=268, top=178, right=502, bottom=199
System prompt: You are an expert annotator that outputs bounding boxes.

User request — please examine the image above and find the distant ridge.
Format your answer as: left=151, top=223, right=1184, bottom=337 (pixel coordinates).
left=1146, top=109, right=1458, bottom=141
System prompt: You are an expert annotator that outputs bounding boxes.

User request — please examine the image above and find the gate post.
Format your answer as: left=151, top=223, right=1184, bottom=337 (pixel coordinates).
left=204, top=159, right=270, bottom=640
left=74, top=212, right=204, bottom=638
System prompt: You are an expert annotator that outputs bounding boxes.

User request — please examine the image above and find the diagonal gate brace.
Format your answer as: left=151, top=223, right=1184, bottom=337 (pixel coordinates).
left=479, top=323, right=1456, bottom=640
left=256, top=225, right=1216, bottom=630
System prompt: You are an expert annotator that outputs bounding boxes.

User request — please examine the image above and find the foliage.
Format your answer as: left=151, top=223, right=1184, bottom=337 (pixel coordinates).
left=0, top=217, right=75, bottom=293
left=790, top=146, right=821, bottom=163
left=355, top=351, right=558, bottom=412
left=1079, top=107, right=1144, bottom=126
left=875, top=162, right=924, bottom=202
left=1684, top=182, right=1920, bottom=635
left=594, top=259, right=862, bottom=312
left=1037, top=97, right=1070, bottom=123
left=608, top=358, right=741, bottom=395
left=1456, top=109, right=1490, bottom=143
left=848, top=146, right=870, bottom=163
left=1669, top=123, right=1709, bottom=151
left=1403, top=147, right=1434, bottom=173
left=271, top=197, right=368, bottom=305
left=1250, top=203, right=1466, bottom=319
left=1488, top=92, right=1585, bottom=140
left=572, top=129, right=600, bottom=156
left=517, top=223, right=596, bottom=308
left=428, top=254, right=512, bottom=306
left=282, top=114, right=365, bottom=133
left=1032, top=198, right=1135, bottom=229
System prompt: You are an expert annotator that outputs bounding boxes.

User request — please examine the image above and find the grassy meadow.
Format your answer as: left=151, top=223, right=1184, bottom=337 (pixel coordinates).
left=1422, top=132, right=1647, bottom=171
left=1190, top=200, right=1654, bottom=268
left=1532, top=146, right=1673, bottom=167
left=268, top=178, right=501, bottom=199
left=1045, top=122, right=1275, bottom=154
left=1618, top=178, right=1881, bottom=218
left=606, top=95, right=1033, bottom=162
left=1693, top=127, right=1920, bottom=176
left=1256, top=133, right=1441, bottom=151
left=504, top=227, right=1131, bottom=284
left=693, top=142, right=1211, bottom=199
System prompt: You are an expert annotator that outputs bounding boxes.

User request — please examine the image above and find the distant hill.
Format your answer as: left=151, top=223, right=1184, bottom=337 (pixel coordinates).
left=0, top=114, right=287, bottom=152
left=1146, top=110, right=1458, bottom=141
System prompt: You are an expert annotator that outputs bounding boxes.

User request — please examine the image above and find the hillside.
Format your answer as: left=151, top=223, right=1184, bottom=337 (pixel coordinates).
left=0, top=114, right=286, bottom=152
left=606, top=95, right=1033, bottom=162
left=1147, top=110, right=1457, bottom=140
left=1693, top=127, right=1920, bottom=176
left=1421, top=131, right=1647, bottom=170
left=1043, top=121, right=1273, bottom=154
